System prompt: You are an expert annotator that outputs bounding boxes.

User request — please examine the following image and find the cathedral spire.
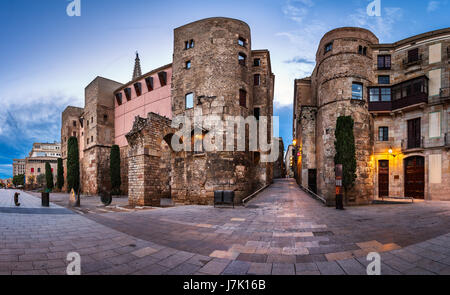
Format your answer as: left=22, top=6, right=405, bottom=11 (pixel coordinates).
left=132, top=51, right=142, bottom=80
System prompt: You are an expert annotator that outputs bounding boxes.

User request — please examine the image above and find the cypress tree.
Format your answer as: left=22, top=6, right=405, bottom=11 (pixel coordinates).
left=67, top=136, right=80, bottom=193
left=110, top=145, right=121, bottom=195
left=56, top=158, right=64, bottom=190
left=334, top=116, right=357, bottom=200
left=45, top=162, right=54, bottom=190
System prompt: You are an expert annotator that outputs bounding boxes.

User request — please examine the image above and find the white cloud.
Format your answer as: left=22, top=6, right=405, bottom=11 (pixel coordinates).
left=282, top=0, right=315, bottom=23
left=427, top=1, right=440, bottom=12
left=348, top=6, right=403, bottom=39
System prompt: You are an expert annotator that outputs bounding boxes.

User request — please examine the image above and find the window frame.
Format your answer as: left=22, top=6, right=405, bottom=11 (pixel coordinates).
left=254, top=74, right=261, bottom=86
left=324, top=42, right=333, bottom=54
left=377, top=55, right=391, bottom=70
left=351, top=82, right=363, bottom=100
left=239, top=89, right=247, bottom=108
left=378, top=126, right=389, bottom=142
left=378, top=75, right=390, bottom=85
left=185, top=92, right=194, bottom=110
left=253, top=58, right=261, bottom=67
left=238, top=52, right=247, bottom=66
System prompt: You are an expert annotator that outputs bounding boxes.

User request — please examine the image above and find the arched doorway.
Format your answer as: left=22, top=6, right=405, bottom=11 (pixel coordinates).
left=404, top=156, right=424, bottom=199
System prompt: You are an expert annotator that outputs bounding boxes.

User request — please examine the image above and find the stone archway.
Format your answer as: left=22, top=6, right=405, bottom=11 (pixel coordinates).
left=125, top=113, right=175, bottom=206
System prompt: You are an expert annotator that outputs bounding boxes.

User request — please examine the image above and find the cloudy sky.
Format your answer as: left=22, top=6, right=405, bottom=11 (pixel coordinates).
left=0, top=0, right=448, bottom=178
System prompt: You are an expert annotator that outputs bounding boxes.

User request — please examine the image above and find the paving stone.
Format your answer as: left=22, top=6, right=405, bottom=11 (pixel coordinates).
left=337, top=258, right=367, bottom=275
left=247, top=263, right=272, bottom=275
left=198, top=259, right=231, bottom=275
left=295, top=262, right=318, bottom=273
left=131, top=247, right=159, bottom=258
left=316, top=261, right=345, bottom=275
left=166, top=263, right=201, bottom=275
left=222, top=260, right=251, bottom=275
left=272, top=263, right=295, bottom=275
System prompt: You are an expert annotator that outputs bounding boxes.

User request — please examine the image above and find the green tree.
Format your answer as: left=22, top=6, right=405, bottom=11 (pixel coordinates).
left=67, top=136, right=80, bottom=193
left=13, top=174, right=25, bottom=186
left=36, top=173, right=46, bottom=187
left=56, top=158, right=64, bottom=190
left=110, top=145, right=121, bottom=195
left=45, top=162, right=54, bottom=190
left=334, top=116, right=357, bottom=201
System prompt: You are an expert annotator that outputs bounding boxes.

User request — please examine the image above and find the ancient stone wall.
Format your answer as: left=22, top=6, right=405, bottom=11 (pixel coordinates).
left=313, top=28, right=378, bottom=205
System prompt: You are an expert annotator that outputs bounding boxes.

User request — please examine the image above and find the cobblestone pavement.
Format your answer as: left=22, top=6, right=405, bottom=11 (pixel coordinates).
left=1, top=180, right=450, bottom=275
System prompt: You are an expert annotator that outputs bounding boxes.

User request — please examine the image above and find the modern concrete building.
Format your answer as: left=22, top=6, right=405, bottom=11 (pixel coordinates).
left=13, top=159, right=25, bottom=176
left=293, top=27, right=450, bottom=205
left=24, top=142, right=61, bottom=185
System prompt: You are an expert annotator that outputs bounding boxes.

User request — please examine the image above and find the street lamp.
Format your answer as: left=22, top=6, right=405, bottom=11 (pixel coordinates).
left=388, top=147, right=396, bottom=157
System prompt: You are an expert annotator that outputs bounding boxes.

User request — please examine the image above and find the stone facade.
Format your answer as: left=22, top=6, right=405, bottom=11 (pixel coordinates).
left=293, top=27, right=450, bottom=204
left=273, top=138, right=285, bottom=178
left=60, top=17, right=275, bottom=204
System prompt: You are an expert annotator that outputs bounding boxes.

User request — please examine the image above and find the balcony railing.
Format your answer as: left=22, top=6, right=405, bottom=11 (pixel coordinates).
left=403, top=54, right=423, bottom=68
left=391, top=93, right=428, bottom=110
left=446, top=133, right=450, bottom=147
left=401, top=136, right=424, bottom=152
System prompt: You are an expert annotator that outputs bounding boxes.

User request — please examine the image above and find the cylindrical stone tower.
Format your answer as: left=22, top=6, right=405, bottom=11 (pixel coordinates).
left=314, top=27, right=378, bottom=205
left=171, top=17, right=256, bottom=204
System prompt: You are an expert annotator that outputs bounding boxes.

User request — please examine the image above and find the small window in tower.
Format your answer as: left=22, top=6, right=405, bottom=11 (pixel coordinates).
left=324, top=42, right=333, bottom=54
left=186, top=60, right=191, bottom=69
left=185, top=41, right=189, bottom=50
left=190, top=40, right=194, bottom=48
left=254, top=58, right=261, bottom=67
left=358, top=45, right=363, bottom=55
left=145, top=76, right=154, bottom=91
left=238, top=53, right=246, bottom=66
left=87, top=138, right=89, bottom=144
left=103, top=114, right=108, bottom=122
left=91, top=136, right=93, bottom=142
left=363, top=47, right=367, bottom=56
left=254, top=74, right=261, bottom=86
left=73, top=121, right=76, bottom=127
left=91, top=117, right=93, bottom=123
left=38, top=168, right=40, bottom=173
left=239, top=89, right=247, bottom=108
left=124, top=88, right=132, bottom=100
left=185, top=93, right=194, bottom=109
left=134, top=82, right=142, bottom=96
left=238, top=37, right=246, bottom=47
left=254, top=107, right=260, bottom=120
left=378, top=75, right=390, bottom=85
left=352, top=82, right=363, bottom=100
left=158, top=71, right=167, bottom=86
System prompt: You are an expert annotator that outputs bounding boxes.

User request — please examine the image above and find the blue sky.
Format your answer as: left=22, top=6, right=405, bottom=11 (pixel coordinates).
left=0, top=0, right=449, bottom=178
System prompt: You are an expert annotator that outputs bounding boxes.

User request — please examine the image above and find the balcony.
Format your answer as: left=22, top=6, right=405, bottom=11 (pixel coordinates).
left=446, top=133, right=450, bottom=147
left=368, top=75, right=429, bottom=112
left=401, top=136, right=424, bottom=152
left=403, top=54, right=423, bottom=69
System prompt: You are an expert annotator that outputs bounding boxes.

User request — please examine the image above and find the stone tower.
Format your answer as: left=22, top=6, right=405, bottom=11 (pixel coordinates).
left=170, top=17, right=274, bottom=204
left=313, top=27, right=378, bottom=205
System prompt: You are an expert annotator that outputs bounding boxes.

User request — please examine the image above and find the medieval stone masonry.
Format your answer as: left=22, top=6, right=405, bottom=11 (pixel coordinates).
left=293, top=27, right=450, bottom=205
left=61, top=17, right=276, bottom=206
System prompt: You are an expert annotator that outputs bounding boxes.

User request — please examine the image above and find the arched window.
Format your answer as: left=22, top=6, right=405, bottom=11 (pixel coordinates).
left=239, top=89, right=247, bottom=107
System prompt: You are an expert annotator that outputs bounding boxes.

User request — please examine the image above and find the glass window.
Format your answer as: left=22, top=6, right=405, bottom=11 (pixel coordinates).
left=378, top=127, right=389, bottom=141
left=254, top=74, right=260, bottom=86
left=377, top=55, right=391, bottom=69
left=324, top=42, right=333, bottom=53
left=238, top=53, right=246, bottom=66
left=253, top=58, right=261, bottom=67
left=185, top=93, right=194, bottom=109
left=378, top=75, right=390, bottom=84
left=186, top=61, right=191, bottom=69
left=381, top=88, right=391, bottom=101
left=239, top=89, right=247, bottom=107
left=370, top=88, right=380, bottom=102
left=352, top=83, right=363, bottom=100
left=238, top=37, right=246, bottom=47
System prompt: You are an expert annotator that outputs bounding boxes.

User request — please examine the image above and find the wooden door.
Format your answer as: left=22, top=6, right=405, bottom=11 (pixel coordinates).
left=378, top=160, right=389, bottom=198
left=404, top=156, right=425, bottom=199
left=308, top=169, right=317, bottom=194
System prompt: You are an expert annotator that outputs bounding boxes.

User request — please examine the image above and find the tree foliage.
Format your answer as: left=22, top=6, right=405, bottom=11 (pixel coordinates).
left=36, top=173, right=46, bottom=186
left=334, top=116, right=357, bottom=194
left=110, top=145, right=121, bottom=195
left=56, top=158, right=64, bottom=190
left=45, top=162, right=54, bottom=190
left=67, top=136, right=80, bottom=193
left=13, top=174, right=25, bottom=186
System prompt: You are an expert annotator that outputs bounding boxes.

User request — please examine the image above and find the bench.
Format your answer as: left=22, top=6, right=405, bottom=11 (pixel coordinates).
left=214, top=190, right=235, bottom=208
